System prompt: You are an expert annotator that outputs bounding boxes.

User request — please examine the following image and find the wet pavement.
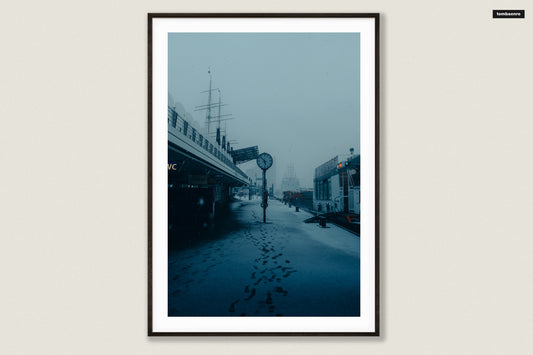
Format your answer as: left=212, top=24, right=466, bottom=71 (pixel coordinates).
left=168, top=198, right=360, bottom=317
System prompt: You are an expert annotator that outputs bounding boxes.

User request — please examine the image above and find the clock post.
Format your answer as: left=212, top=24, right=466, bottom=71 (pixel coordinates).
left=256, top=152, right=273, bottom=223
left=262, top=168, right=267, bottom=223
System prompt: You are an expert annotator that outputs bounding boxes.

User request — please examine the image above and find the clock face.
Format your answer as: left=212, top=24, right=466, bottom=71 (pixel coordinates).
left=256, top=152, right=273, bottom=170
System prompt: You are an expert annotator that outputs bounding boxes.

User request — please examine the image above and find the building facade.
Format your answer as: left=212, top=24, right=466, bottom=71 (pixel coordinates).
left=313, top=154, right=360, bottom=214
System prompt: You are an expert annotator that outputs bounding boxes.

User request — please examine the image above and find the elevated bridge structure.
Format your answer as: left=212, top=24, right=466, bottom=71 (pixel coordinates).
left=168, top=105, right=249, bottom=187
left=167, top=104, right=252, bottom=229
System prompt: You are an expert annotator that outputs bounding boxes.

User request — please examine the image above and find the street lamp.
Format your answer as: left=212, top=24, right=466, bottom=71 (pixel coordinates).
left=256, top=152, right=273, bottom=223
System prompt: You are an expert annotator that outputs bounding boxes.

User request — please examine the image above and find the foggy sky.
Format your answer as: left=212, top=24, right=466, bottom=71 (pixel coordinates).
left=168, top=33, right=360, bottom=188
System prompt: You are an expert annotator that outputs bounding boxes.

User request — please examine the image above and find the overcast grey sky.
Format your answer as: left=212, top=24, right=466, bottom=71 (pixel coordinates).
left=169, top=33, right=360, bottom=188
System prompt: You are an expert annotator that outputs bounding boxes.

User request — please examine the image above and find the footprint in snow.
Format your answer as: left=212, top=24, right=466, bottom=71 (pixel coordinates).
left=274, top=286, right=289, bottom=296
left=245, top=288, right=256, bottom=301
left=228, top=299, right=239, bottom=313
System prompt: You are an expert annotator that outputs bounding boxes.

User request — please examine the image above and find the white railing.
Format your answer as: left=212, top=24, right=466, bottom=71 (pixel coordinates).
left=168, top=106, right=248, bottom=183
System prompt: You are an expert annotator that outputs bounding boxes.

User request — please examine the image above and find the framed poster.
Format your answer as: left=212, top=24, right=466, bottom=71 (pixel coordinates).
left=148, top=13, right=379, bottom=335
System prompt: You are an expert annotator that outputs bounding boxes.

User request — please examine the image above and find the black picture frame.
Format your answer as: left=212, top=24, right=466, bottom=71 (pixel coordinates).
left=148, top=13, right=380, bottom=336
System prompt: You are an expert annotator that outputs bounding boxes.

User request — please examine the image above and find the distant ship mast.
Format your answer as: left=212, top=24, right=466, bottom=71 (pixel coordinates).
left=206, top=69, right=213, bottom=134
left=194, top=68, right=236, bottom=148
left=194, top=68, right=219, bottom=135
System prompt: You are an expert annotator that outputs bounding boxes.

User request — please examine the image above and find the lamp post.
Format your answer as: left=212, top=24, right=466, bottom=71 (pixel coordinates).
left=262, top=169, right=267, bottom=223
left=256, top=152, right=273, bottom=223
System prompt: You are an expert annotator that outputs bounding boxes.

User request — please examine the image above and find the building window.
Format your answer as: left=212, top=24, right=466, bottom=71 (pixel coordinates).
left=319, top=178, right=329, bottom=200
left=171, top=111, right=177, bottom=128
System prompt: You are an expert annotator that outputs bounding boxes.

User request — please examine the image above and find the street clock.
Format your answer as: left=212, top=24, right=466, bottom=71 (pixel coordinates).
left=256, top=152, right=273, bottom=170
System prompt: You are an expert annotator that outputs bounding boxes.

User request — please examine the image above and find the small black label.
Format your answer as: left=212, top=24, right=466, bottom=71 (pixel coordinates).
left=493, top=10, right=525, bottom=18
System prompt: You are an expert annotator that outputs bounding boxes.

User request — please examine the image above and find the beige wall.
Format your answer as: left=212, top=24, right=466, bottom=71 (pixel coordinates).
left=1, top=0, right=531, bottom=353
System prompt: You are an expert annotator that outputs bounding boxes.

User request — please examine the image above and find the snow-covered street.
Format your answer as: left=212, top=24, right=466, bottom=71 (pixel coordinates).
left=168, top=199, right=360, bottom=317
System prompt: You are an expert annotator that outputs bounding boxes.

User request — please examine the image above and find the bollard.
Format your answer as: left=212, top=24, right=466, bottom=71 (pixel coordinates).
left=295, top=206, right=299, bottom=212
left=319, top=217, right=326, bottom=228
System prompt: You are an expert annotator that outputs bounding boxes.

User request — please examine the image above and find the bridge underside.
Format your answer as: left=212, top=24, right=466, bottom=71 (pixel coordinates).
left=168, top=142, right=248, bottom=187
left=168, top=142, right=249, bottom=239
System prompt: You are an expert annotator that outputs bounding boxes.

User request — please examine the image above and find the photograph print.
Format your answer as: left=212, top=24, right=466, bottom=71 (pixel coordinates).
left=149, top=14, right=379, bottom=335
